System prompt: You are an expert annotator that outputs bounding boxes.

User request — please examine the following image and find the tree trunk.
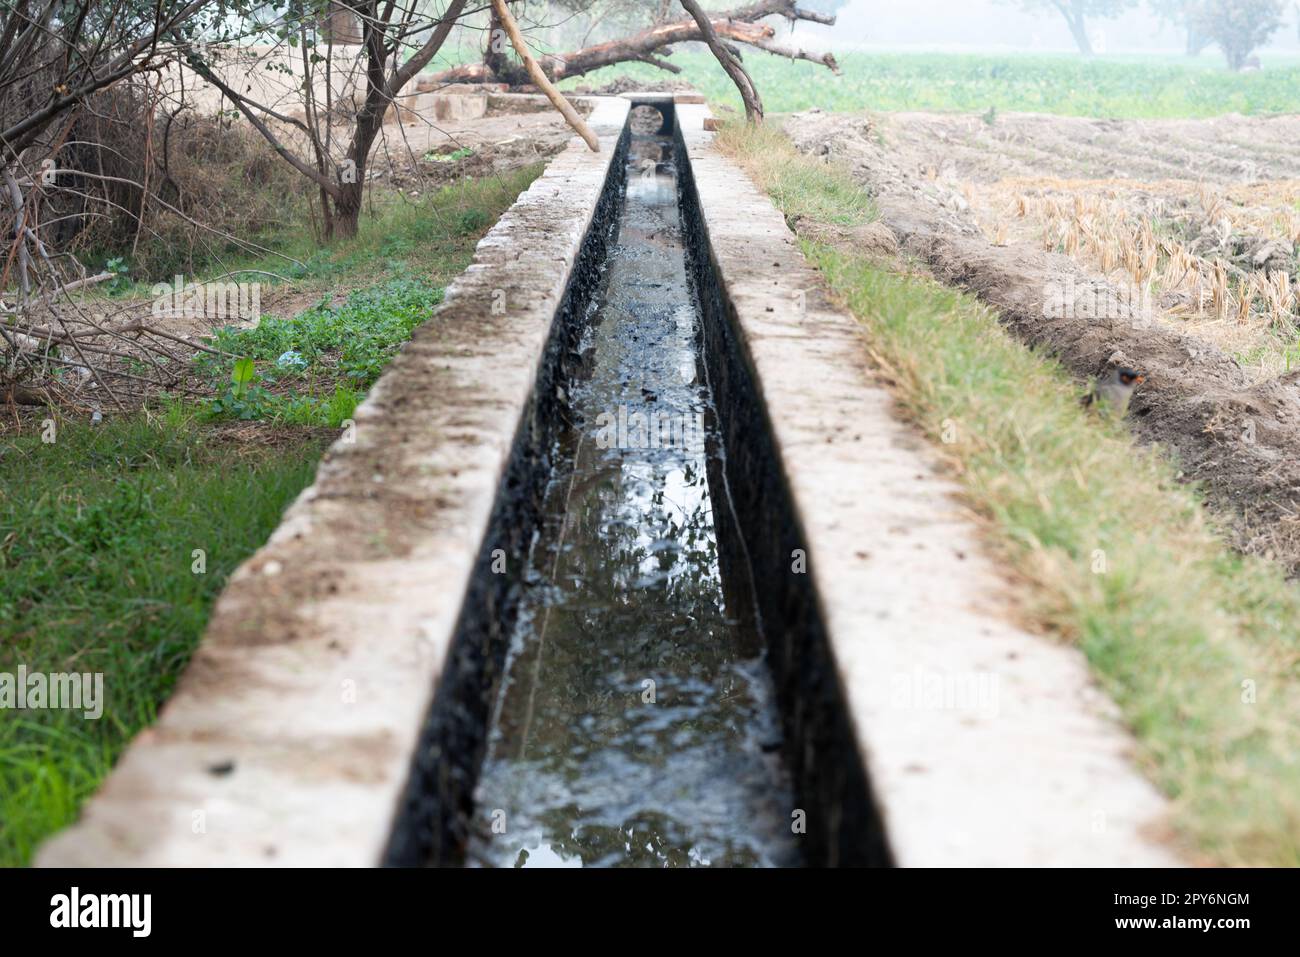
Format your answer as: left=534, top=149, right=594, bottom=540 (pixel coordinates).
left=332, top=183, right=362, bottom=239
left=332, top=107, right=384, bottom=240
left=1186, top=24, right=1211, bottom=56
left=1065, top=9, right=1094, bottom=56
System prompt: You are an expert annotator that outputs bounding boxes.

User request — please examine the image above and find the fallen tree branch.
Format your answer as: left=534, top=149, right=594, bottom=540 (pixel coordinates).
left=637, top=55, right=683, bottom=74
left=490, top=0, right=599, bottom=151
left=744, top=37, right=839, bottom=73
left=56, top=270, right=115, bottom=293
left=783, top=4, right=836, bottom=25
left=422, top=0, right=837, bottom=87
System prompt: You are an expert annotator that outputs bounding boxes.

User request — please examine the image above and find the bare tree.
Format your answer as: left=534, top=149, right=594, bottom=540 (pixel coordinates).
left=1192, top=0, right=1285, bottom=69
left=1, top=0, right=227, bottom=409
left=179, top=0, right=469, bottom=240
left=0, top=0, right=210, bottom=167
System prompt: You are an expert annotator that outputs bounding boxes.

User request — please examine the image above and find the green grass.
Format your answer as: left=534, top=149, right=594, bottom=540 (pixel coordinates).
left=563, top=51, right=1300, bottom=118
left=246, top=170, right=532, bottom=283
left=757, top=143, right=878, bottom=226
left=0, top=412, right=325, bottom=866
left=0, top=164, right=545, bottom=864
left=199, top=277, right=441, bottom=425
left=100, top=164, right=544, bottom=305
left=1236, top=339, right=1300, bottom=375
left=721, top=122, right=1300, bottom=865
left=179, top=165, right=544, bottom=427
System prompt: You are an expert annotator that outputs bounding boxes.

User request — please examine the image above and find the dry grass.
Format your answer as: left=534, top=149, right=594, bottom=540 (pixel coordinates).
left=68, top=82, right=312, bottom=282
left=969, top=175, right=1300, bottom=379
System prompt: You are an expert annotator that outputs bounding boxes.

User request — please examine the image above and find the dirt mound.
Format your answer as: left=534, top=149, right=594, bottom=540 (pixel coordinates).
left=783, top=109, right=1300, bottom=574
left=370, top=110, right=577, bottom=191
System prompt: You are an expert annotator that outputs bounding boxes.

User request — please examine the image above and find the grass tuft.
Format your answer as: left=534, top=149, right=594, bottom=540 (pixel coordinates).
left=715, top=123, right=878, bottom=226
left=0, top=414, right=325, bottom=866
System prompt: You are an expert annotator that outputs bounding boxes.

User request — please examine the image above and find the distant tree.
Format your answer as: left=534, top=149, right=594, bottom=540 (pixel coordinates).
left=1009, top=1, right=1137, bottom=55
left=1192, top=0, right=1285, bottom=69
left=1148, top=0, right=1214, bottom=53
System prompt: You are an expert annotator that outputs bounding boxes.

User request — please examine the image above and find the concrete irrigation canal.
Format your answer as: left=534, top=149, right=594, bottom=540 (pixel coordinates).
left=38, top=96, right=1181, bottom=869
left=460, top=121, right=802, bottom=868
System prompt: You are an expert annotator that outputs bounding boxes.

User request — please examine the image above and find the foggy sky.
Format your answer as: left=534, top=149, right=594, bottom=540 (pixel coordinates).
left=795, top=1, right=1300, bottom=55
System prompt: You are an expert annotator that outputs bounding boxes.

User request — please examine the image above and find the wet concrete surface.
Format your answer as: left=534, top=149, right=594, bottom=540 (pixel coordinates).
left=466, top=131, right=801, bottom=868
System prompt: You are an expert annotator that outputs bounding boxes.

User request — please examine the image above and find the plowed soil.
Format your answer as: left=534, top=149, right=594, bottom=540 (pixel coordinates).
left=783, top=109, right=1300, bottom=575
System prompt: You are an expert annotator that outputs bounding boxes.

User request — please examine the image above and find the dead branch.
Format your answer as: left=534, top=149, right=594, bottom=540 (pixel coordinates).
left=744, top=38, right=839, bottom=74
left=679, top=0, right=762, bottom=121
left=423, top=0, right=838, bottom=86
left=490, top=0, right=599, bottom=151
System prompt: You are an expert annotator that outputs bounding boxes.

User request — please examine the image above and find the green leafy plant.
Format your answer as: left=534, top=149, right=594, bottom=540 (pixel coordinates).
left=104, top=256, right=131, bottom=293
left=424, top=146, right=474, bottom=163
left=206, top=356, right=272, bottom=419
left=198, top=280, right=439, bottom=423
left=231, top=357, right=256, bottom=397
left=210, top=384, right=273, bottom=421
left=454, top=208, right=490, bottom=235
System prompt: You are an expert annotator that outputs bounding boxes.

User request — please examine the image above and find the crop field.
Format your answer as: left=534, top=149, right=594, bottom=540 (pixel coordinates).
left=566, top=47, right=1300, bottom=378
left=836, top=108, right=1300, bottom=380
left=560, top=51, right=1300, bottom=118
left=978, top=176, right=1300, bottom=377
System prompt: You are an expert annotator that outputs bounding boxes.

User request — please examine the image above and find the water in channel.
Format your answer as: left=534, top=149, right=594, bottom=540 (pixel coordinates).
left=466, top=126, right=802, bottom=868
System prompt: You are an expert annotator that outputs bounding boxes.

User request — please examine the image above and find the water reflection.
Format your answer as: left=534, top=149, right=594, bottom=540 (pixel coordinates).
left=467, top=131, right=800, bottom=869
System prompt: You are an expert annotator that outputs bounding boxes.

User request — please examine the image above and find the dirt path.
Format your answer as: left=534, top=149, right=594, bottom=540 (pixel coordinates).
left=783, top=109, right=1300, bottom=576
left=374, top=104, right=585, bottom=191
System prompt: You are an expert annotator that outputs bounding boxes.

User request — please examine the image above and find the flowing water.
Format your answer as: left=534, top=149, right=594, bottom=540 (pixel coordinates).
left=466, top=129, right=801, bottom=868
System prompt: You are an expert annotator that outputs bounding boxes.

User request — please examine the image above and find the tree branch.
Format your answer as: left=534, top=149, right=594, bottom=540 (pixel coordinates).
left=489, top=0, right=599, bottom=151
left=422, top=0, right=837, bottom=86
left=679, top=0, right=763, bottom=121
